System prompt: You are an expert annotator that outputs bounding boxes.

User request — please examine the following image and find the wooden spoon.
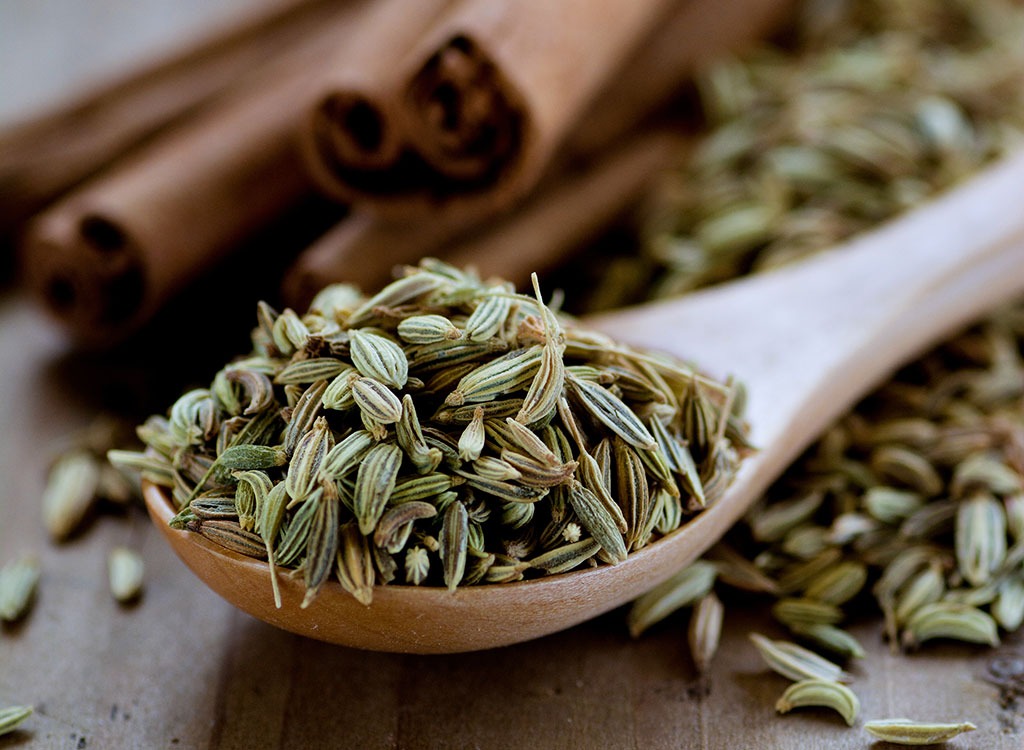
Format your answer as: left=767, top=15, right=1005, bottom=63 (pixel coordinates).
left=144, top=149, right=1024, bottom=653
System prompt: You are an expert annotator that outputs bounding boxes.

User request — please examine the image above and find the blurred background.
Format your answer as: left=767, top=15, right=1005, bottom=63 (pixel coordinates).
left=0, top=0, right=274, bottom=124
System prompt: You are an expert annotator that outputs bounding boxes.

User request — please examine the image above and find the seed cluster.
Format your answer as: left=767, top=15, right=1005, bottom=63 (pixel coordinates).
left=571, top=0, right=1024, bottom=311
left=116, top=260, right=747, bottom=607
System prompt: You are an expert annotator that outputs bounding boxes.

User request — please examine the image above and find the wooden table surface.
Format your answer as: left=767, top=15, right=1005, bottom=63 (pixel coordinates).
left=2, top=3, right=1023, bottom=748
left=0, top=293, right=1021, bottom=750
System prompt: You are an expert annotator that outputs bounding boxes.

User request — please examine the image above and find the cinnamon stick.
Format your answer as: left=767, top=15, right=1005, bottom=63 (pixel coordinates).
left=285, top=0, right=792, bottom=301
left=302, top=0, right=454, bottom=186
left=0, top=0, right=342, bottom=242
left=20, top=0, right=366, bottom=346
left=282, top=131, right=680, bottom=309
left=302, top=0, right=678, bottom=215
left=301, top=0, right=792, bottom=218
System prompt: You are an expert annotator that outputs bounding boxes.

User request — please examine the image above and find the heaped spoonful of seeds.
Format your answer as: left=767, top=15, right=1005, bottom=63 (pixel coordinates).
left=116, top=262, right=748, bottom=612
left=119, top=155, right=1024, bottom=652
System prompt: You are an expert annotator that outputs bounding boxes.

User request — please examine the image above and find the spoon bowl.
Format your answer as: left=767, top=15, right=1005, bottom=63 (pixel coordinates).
left=144, top=149, right=1024, bottom=653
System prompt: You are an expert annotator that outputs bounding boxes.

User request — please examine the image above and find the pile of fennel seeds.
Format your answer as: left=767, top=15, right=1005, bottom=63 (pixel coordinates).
left=112, top=260, right=749, bottom=608
left=571, top=0, right=1024, bottom=311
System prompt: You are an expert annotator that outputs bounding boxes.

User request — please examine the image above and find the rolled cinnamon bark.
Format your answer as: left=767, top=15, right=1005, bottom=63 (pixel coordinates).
left=20, top=0, right=366, bottom=346
left=0, top=0, right=342, bottom=242
left=301, top=0, right=791, bottom=218
left=282, top=130, right=680, bottom=309
left=302, top=0, right=454, bottom=188
left=303, top=0, right=678, bottom=215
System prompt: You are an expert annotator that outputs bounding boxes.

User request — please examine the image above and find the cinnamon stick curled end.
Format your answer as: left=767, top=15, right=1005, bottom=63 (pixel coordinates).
left=404, top=34, right=524, bottom=184
left=310, top=93, right=394, bottom=171
left=22, top=208, right=148, bottom=345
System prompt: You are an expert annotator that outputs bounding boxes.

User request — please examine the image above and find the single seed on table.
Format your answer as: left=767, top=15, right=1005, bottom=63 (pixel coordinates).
left=0, top=706, right=33, bottom=737
left=705, top=544, right=779, bottom=594
left=42, top=450, right=101, bottom=541
left=873, top=546, right=941, bottom=601
left=775, top=678, right=860, bottom=726
left=108, top=547, right=144, bottom=602
left=863, top=718, right=977, bottom=745
left=749, top=633, right=851, bottom=683
left=825, top=512, right=878, bottom=546
left=900, top=499, right=958, bottom=540
left=1005, top=493, right=1024, bottom=541
left=772, top=598, right=844, bottom=629
left=943, top=579, right=1000, bottom=608
left=781, top=524, right=830, bottom=560
left=689, top=591, right=724, bottom=674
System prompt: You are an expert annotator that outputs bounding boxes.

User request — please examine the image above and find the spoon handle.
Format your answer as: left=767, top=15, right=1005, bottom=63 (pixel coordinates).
left=591, top=148, right=1024, bottom=450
